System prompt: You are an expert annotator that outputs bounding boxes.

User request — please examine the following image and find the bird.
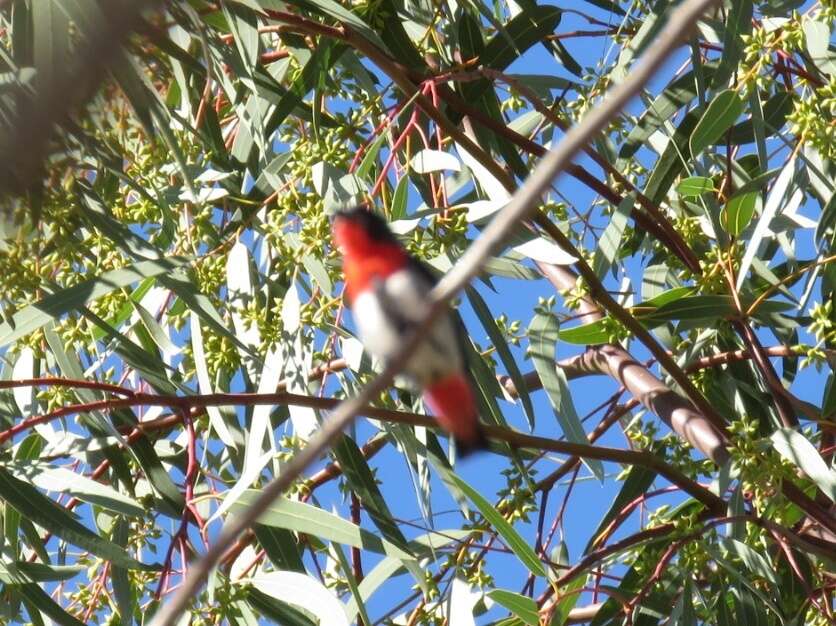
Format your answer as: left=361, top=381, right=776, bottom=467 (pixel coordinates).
left=332, top=206, right=488, bottom=456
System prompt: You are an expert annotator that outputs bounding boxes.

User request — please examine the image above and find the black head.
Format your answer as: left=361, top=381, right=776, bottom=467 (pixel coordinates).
left=333, top=206, right=398, bottom=245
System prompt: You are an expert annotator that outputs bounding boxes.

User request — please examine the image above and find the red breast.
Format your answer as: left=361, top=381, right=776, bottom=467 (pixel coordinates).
left=333, top=216, right=408, bottom=303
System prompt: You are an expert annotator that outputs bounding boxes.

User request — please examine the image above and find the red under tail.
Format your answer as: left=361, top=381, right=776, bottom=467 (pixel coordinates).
left=424, top=374, right=488, bottom=457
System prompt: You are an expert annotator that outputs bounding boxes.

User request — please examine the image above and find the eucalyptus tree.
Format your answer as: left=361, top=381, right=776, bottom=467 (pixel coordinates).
left=0, top=0, right=834, bottom=625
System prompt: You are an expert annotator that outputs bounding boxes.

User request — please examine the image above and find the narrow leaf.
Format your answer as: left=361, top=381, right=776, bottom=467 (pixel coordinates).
left=332, top=435, right=413, bottom=554
left=2, top=461, right=145, bottom=517
left=771, top=428, right=836, bottom=502
left=690, top=90, right=745, bottom=156
left=244, top=571, right=349, bottom=626
left=466, top=286, right=535, bottom=429
left=488, top=589, right=539, bottom=625
left=528, top=312, right=604, bottom=479
left=677, top=176, right=715, bottom=197
left=16, top=583, right=86, bottom=626
left=721, top=191, right=758, bottom=236
left=736, top=156, right=795, bottom=290
left=0, top=466, right=155, bottom=571
left=231, top=491, right=415, bottom=561
left=592, top=194, right=632, bottom=278
left=450, top=474, right=546, bottom=577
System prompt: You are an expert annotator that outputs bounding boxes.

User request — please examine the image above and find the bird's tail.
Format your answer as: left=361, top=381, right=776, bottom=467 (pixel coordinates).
left=424, top=373, right=488, bottom=458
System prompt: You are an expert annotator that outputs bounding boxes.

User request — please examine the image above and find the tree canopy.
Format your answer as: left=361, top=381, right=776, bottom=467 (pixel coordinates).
left=1, top=0, right=835, bottom=624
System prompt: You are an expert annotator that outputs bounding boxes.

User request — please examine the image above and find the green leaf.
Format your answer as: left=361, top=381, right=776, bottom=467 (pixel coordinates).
left=771, top=428, right=836, bottom=503
left=190, top=313, right=237, bottom=448
left=620, top=65, right=716, bottom=159
left=1, top=461, right=145, bottom=517
left=481, top=6, right=561, bottom=71
left=105, top=409, right=185, bottom=517
left=31, top=0, right=71, bottom=93
left=113, top=51, right=197, bottom=198
left=611, top=2, right=666, bottom=81
left=749, top=90, right=769, bottom=169
left=0, top=257, right=192, bottom=348
left=375, top=0, right=425, bottom=70
left=264, top=41, right=346, bottom=136
left=736, top=155, right=796, bottom=290
left=721, top=538, right=778, bottom=586
left=690, top=90, right=746, bottom=156
left=528, top=312, right=604, bottom=480
left=332, top=435, right=413, bottom=553
left=254, top=525, right=305, bottom=573
left=592, top=194, right=632, bottom=278
left=814, top=192, right=836, bottom=246
left=507, top=74, right=577, bottom=93
left=721, top=191, right=758, bottom=236
left=557, top=319, right=610, bottom=345
left=460, top=326, right=510, bottom=430
left=410, top=149, right=461, bottom=174
left=450, top=473, right=546, bottom=577
left=355, top=131, right=388, bottom=183
left=803, top=17, right=836, bottom=76
left=643, top=295, right=785, bottom=322
left=642, top=286, right=694, bottom=308
left=670, top=579, right=696, bottom=625
left=81, top=306, right=179, bottom=395
left=712, top=0, right=753, bottom=88
left=132, top=300, right=178, bottom=357
left=580, top=0, right=624, bottom=14
left=43, top=325, right=125, bottom=443
left=390, top=174, right=409, bottom=220
left=111, top=518, right=135, bottom=626
left=0, top=466, right=156, bottom=571
left=733, top=585, right=774, bottom=626
left=677, top=176, right=715, bottom=197
left=457, top=10, right=485, bottom=59
left=552, top=573, right=586, bottom=625
left=0, top=561, right=83, bottom=583
left=16, top=583, right=86, bottom=626
left=584, top=466, right=656, bottom=553
left=231, top=491, right=415, bottom=560
left=466, top=286, right=535, bottom=429
left=285, top=0, right=388, bottom=54
left=643, top=109, right=700, bottom=205
left=245, top=586, right=318, bottom=626
left=728, top=91, right=793, bottom=144
left=222, top=2, right=260, bottom=68
left=78, top=184, right=248, bottom=360
left=706, top=548, right=784, bottom=618
left=488, top=590, right=539, bottom=626
left=344, top=530, right=469, bottom=621
left=483, top=255, right=541, bottom=281
left=329, top=543, right=372, bottom=626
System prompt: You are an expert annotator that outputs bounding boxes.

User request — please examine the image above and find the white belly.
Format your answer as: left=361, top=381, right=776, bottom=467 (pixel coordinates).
left=353, top=269, right=463, bottom=385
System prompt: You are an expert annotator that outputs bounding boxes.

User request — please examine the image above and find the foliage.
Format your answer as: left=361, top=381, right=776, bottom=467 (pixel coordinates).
left=1, top=0, right=835, bottom=624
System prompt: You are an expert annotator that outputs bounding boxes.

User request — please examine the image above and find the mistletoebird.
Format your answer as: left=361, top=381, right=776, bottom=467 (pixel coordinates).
left=332, top=206, right=488, bottom=456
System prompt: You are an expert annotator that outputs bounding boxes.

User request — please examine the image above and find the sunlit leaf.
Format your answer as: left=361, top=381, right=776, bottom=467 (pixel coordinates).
left=721, top=191, right=758, bottom=236
left=676, top=176, right=715, bottom=197
left=488, top=589, right=539, bottom=625
left=243, top=571, right=350, bottom=626
left=771, top=428, right=836, bottom=502
left=528, top=312, right=604, bottom=480
left=0, top=467, right=156, bottom=571
left=690, top=90, right=746, bottom=156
